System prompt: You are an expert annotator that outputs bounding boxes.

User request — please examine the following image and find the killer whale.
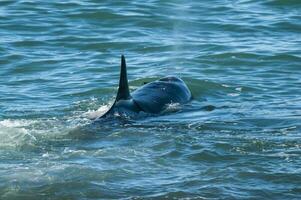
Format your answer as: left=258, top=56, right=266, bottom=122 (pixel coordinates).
left=97, top=55, right=192, bottom=119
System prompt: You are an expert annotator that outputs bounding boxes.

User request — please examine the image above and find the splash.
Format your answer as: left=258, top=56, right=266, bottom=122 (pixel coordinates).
left=0, top=119, right=37, bottom=150
left=163, top=102, right=182, bottom=113
left=82, top=103, right=112, bottom=120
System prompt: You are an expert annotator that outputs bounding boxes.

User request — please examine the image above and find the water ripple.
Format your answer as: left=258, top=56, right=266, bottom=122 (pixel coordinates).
left=1, top=0, right=301, bottom=199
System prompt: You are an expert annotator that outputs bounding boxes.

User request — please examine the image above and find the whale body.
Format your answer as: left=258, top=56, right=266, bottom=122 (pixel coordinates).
left=97, top=55, right=192, bottom=119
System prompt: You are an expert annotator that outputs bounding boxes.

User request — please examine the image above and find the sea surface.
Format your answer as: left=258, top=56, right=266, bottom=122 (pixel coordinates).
left=0, top=0, right=301, bottom=199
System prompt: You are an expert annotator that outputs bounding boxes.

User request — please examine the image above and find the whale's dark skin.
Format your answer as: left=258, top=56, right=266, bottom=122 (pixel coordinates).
left=97, top=55, right=192, bottom=119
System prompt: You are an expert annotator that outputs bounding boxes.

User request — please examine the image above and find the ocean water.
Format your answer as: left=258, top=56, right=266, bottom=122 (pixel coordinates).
left=0, top=0, right=301, bottom=199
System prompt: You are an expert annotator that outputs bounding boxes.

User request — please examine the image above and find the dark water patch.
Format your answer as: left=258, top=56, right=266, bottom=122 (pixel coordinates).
left=264, top=0, right=301, bottom=7
left=271, top=21, right=301, bottom=33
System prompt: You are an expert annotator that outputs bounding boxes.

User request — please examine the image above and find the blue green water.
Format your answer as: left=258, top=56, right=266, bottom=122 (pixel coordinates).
left=1, top=0, right=301, bottom=199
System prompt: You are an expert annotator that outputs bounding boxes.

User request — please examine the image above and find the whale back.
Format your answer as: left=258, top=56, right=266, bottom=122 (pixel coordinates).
left=98, top=56, right=192, bottom=119
left=132, top=76, right=191, bottom=113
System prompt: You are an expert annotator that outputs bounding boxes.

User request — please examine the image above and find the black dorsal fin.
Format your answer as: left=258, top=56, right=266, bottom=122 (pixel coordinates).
left=116, top=55, right=131, bottom=101
left=95, top=55, right=131, bottom=119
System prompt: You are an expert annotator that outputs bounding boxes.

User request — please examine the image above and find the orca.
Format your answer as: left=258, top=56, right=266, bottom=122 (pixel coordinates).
left=96, top=55, right=192, bottom=119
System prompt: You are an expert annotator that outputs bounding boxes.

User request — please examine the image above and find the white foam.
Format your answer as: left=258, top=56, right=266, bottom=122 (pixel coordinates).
left=163, top=103, right=181, bottom=113
left=235, top=87, right=242, bottom=92
left=228, top=93, right=240, bottom=97
left=0, top=122, right=33, bottom=149
left=222, top=84, right=230, bottom=88
left=0, top=119, right=35, bottom=128
left=0, top=119, right=46, bottom=150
